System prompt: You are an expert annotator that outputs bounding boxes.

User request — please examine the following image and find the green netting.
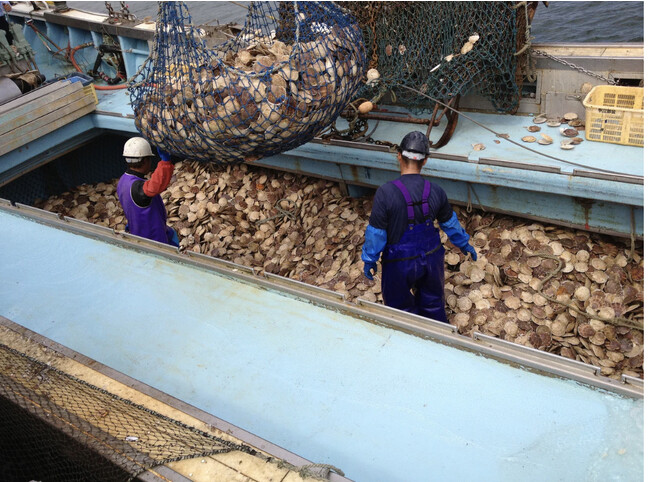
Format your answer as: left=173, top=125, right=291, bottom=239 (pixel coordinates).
left=339, top=1, right=523, bottom=113
left=129, top=1, right=365, bottom=164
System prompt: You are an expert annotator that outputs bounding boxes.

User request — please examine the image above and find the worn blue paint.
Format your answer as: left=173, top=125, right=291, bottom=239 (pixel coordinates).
left=0, top=209, right=643, bottom=482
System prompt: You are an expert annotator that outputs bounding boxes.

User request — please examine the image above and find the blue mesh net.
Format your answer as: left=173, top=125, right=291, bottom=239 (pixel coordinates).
left=128, top=1, right=366, bottom=163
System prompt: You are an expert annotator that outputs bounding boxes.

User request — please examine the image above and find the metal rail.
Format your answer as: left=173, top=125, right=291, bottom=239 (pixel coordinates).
left=1, top=200, right=643, bottom=400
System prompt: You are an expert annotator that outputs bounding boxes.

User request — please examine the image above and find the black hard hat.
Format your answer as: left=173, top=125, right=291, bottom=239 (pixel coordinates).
left=399, top=131, right=430, bottom=158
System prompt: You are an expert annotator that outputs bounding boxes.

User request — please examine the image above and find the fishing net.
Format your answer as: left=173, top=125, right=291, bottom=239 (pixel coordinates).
left=0, top=339, right=331, bottom=481
left=339, top=1, right=533, bottom=113
left=129, top=1, right=365, bottom=163
left=0, top=343, right=258, bottom=480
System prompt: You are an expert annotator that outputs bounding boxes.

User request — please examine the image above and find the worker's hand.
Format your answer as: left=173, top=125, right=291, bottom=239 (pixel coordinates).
left=157, top=147, right=171, bottom=162
left=364, top=261, right=377, bottom=280
left=462, top=244, right=477, bottom=261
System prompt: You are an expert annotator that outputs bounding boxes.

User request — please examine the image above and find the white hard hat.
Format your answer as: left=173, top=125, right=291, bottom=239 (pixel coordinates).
left=123, top=137, right=153, bottom=163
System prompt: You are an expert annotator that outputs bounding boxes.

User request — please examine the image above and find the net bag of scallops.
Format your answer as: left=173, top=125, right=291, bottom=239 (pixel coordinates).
left=129, top=1, right=366, bottom=163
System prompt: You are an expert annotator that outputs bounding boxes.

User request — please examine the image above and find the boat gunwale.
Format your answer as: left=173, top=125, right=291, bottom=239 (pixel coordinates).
left=1, top=199, right=643, bottom=400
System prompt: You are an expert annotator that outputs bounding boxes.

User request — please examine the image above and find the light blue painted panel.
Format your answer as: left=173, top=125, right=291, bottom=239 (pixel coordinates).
left=329, top=108, right=643, bottom=176
left=278, top=143, right=643, bottom=206
left=0, top=210, right=643, bottom=482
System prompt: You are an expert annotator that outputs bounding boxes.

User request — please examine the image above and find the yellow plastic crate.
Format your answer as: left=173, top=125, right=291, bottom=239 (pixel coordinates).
left=583, top=85, right=643, bottom=147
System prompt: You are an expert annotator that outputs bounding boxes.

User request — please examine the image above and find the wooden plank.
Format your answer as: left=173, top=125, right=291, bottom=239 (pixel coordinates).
left=0, top=93, right=95, bottom=144
left=0, top=86, right=88, bottom=137
left=0, top=81, right=70, bottom=114
left=0, top=80, right=82, bottom=115
left=0, top=98, right=96, bottom=156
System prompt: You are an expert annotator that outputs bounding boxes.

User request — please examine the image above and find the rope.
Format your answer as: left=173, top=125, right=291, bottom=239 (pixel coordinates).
left=255, top=199, right=297, bottom=226
left=298, top=463, right=345, bottom=480
left=512, top=1, right=531, bottom=57
left=395, top=83, right=642, bottom=178
left=465, top=183, right=487, bottom=213
left=531, top=253, right=643, bottom=331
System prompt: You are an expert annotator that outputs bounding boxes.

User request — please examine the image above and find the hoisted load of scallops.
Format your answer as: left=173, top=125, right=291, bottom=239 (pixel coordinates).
left=129, top=1, right=366, bottom=163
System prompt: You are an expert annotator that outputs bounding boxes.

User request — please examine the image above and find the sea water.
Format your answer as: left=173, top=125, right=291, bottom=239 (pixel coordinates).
left=67, top=1, right=644, bottom=43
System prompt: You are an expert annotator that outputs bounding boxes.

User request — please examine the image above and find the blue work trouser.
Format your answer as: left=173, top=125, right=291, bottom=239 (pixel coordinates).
left=381, top=221, right=448, bottom=323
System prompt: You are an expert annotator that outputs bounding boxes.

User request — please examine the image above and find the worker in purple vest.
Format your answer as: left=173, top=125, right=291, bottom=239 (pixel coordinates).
left=117, top=137, right=179, bottom=246
left=361, top=131, right=476, bottom=323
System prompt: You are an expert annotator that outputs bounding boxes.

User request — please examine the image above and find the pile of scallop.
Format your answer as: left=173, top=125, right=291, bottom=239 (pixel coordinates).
left=36, top=161, right=644, bottom=380
left=133, top=30, right=363, bottom=162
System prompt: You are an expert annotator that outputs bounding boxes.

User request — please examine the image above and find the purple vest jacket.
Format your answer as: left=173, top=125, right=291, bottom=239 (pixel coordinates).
left=117, top=173, right=169, bottom=244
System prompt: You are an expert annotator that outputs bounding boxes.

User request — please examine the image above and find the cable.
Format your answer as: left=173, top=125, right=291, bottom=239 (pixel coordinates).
left=396, top=83, right=641, bottom=177
left=70, top=43, right=127, bottom=90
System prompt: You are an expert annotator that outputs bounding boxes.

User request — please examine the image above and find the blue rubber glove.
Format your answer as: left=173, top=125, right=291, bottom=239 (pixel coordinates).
left=361, top=225, right=387, bottom=263
left=157, top=147, right=171, bottom=162
left=166, top=226, right=179, bottom=247
left=362, top=225, right=387, bottom=280
left=440, top=212, right=477, bottom=261
left=364, top=261, right=377, bottom=280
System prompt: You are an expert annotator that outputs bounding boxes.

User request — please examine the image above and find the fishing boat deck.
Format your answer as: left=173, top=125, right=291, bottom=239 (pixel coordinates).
left=91, top=87, right=644, bottom=179
left=0, top=1, right=644, bottom=237
left=1, top=202, right=643, bottom=482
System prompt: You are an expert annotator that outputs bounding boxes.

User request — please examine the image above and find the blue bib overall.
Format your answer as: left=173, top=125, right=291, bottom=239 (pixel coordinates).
left=380, top=180, right=448, bottom=323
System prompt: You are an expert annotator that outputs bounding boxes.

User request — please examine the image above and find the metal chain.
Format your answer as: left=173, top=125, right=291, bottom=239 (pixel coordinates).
left=531, top=49, right=618, bottom=85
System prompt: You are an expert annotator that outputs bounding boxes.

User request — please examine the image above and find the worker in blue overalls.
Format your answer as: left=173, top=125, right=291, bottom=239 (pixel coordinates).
left=361, top=131, right=477, bottom=323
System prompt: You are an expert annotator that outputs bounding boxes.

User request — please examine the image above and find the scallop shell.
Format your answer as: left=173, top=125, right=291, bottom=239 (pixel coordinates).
left=472, top=143, right=486, bottom=151
left=574, top=262, right=589, bottom=273
left=468, top=33, right=480, bottom=44
left=522, top=136, right=537, bottom=143
left=575, top=286, right=591, bottom=301
left=538, top=134, right=553, bottom=145
left=446, top=252, right=461, bottom=265
left=532, top=116, right=547, bottom=124
left=560, top=141, right=575, bottom=150
left=267, top=85, right=286, bottom=104
left=561, top=128, right=579, bottom=137
left=460, top=41, right=474, bottom=55
left=527, top=125, right=541, bottom=132
left=237, top=49, right=253, bottom=65
left=546, top=120, right=561, bottom=127
left=563, top=112, right=578, bottom=121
